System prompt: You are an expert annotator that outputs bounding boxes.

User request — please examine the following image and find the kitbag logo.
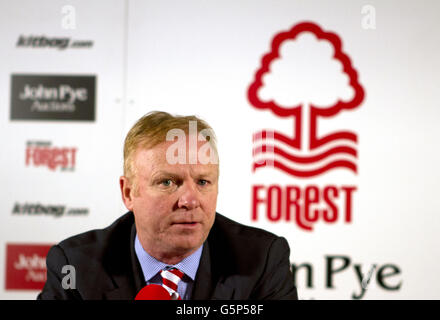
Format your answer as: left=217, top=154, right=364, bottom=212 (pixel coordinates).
left=248, top=22, right=364, bottom=177
left=249, top=22, right=365, bottom=231
left=12, top=202, right=89, bottom=217
left=5, top=244, right=52, bottom=290
left=26, top=141, right=77, bottom=171
left=10, top=74, right=96, bottom=121
left=16, top=35, right=93, bottom=50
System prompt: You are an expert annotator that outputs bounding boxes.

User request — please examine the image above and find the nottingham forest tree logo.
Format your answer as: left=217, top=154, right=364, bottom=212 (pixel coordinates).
left=248, top=22, right=365, bottom=231
left=248, top=22, right=365, bottom=177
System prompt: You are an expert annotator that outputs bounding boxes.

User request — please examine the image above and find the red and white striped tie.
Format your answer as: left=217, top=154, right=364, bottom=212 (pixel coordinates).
left=160, top=268, right=184, bottom=300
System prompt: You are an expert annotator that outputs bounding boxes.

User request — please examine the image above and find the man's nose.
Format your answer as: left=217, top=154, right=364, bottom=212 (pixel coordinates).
left=177, top=182, right=200, bottom=210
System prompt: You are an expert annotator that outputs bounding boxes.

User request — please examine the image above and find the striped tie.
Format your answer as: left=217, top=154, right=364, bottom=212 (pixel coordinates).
left=160, top=268, right=184, bottom=300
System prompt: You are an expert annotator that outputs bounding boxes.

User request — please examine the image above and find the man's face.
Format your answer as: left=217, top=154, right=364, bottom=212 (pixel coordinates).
left=123, top=138, right=218, bottom=262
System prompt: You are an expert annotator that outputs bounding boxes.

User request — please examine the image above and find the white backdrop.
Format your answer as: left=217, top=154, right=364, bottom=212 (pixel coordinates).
left=0, top=0, right=439, bottom=299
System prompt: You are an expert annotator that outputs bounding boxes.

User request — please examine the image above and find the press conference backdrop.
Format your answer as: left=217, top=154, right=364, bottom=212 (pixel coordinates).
left=1, top=0, right=439, bottom=300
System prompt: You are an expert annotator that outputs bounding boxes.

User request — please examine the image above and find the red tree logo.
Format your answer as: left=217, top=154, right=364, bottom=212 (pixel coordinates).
left=248, top=22, right=365, bottom=177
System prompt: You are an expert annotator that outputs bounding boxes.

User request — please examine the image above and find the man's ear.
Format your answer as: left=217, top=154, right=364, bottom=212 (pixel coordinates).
left=120, top=176, right=134, bottom=211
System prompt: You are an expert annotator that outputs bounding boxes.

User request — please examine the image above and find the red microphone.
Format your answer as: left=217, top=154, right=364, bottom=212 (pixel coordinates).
left=135, top=284, right=171, bottom=300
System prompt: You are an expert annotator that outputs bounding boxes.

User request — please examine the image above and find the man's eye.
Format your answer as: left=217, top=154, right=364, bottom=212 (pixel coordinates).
left=198, top=179, right=208, bottom=186
left=160, top=179, right=173, bottom=187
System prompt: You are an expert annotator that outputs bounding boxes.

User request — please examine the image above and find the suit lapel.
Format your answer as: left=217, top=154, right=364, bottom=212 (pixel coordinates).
left=191, top=239, right=235, bottom=300
left=129, top=223, right=145, bottom=294
left=103, top=222, right=145, bottom=300
left=191, top=241, right=214, bottom=299
left=212, top=282, right=236, bottom=300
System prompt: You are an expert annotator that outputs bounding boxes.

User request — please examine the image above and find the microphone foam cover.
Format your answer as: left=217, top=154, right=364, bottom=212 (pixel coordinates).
left=135, top=284, right=171, bottom=300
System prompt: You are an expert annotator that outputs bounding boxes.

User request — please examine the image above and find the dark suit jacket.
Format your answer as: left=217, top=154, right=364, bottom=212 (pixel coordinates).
left=37, top=212, right=298, bottom=300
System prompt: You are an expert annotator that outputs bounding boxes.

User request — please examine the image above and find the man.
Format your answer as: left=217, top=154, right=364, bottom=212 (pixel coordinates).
left=38, top=111, right=298, bottom=300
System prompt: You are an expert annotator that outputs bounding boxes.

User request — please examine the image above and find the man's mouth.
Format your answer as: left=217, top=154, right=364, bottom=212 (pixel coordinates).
left=172, top=221, right=199, bottom=227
